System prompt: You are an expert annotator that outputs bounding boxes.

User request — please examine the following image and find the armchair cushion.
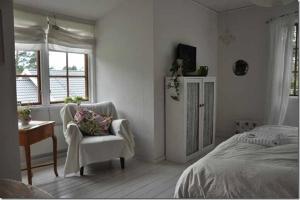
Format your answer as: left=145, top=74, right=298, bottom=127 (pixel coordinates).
left=80, top=135, right=125, bottom=165
left=74, top=108, right=112, bottom=136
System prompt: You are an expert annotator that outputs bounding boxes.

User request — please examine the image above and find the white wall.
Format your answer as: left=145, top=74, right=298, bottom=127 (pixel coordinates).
left=153, top=0, right=218, bottom=160
left=96, top=0, right=156, bottom=160
left=0, top=0, right=21, bottom=180
left=96, top=0, right=218, bottom=161
left=217, top=2, right=299, bottom=138
left=96, top=0, right=297, bottom=160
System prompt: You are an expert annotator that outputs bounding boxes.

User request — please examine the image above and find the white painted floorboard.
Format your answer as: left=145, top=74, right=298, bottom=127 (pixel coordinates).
left=21, top=157, right=198, bottom=198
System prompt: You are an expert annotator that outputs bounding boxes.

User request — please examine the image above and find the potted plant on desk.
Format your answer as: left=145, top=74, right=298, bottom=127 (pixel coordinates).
left=17, top=106, right=32, bottom=126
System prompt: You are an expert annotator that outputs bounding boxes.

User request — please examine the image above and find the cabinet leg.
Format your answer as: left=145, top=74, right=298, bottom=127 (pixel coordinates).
left=52, top=134, right=58, bottom=177
left=24, top=145, right=32, bottom=185
left=120, top=157, right=125, bottom=169
left=80, top=167, right=84, bottom=176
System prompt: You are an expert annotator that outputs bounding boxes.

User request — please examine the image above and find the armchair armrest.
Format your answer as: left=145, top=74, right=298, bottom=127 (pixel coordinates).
left=63, top=122, right=83, bottom=176
left=64, top=122, right=83, bottom=146
left=111, top=119, right=135, bottom=155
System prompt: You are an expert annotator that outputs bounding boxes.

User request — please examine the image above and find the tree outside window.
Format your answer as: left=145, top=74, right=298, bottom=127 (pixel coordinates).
left=15, top=50, right=41, bottom=105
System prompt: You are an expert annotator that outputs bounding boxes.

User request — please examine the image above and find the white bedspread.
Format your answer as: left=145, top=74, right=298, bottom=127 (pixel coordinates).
left=234, top=130, right=283, bottom=146
left=174, top=125, right=299, bottom=199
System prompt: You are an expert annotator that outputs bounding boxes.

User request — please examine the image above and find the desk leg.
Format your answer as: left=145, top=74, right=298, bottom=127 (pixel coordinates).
left=52, top=134, right=58, bottom=177
left=24, top=145, right=32, bottom=185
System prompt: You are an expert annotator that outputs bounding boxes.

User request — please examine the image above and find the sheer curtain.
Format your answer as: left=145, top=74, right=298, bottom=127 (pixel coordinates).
left=47, top=17, right=95, bottom=50
left=265, top=15, right=297, bottom=125
left=14, top=9, right=47, bottom=44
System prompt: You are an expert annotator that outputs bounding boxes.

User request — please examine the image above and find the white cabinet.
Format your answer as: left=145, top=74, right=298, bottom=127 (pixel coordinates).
left=165, top=77, right=216, bottom=163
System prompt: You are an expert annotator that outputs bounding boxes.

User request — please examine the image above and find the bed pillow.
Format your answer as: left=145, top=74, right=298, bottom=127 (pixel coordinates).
left=74, top=108, right=112, bottom=136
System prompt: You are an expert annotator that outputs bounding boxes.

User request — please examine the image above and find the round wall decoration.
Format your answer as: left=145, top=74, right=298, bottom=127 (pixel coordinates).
left=233, top=60, right=249, bottom=76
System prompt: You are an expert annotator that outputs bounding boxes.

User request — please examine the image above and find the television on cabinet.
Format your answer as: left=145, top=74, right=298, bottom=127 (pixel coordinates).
left=176, top=44, right=196, bottom=74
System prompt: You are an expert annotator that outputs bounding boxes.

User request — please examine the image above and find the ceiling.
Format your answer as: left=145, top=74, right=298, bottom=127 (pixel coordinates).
left=13, top=0, right=125, bottom=22
left=194, top=0, right=254, bottom=12
left=13, top=0, right=298, bottom=21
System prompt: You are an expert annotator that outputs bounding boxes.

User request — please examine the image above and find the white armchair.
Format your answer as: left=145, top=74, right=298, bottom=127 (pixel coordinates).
left=60, top=102, right=135, bottom=176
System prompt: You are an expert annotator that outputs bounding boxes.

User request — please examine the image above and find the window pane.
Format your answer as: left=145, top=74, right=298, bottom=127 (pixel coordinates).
left=15, top=51, right=37, bottom=75
left=290, top=24, right=299, bottom=96
left=69, top=78, right=87, bottom=98
left=293, top=26, right=297, bottom=46
left=296, top=73, right=299, bottom=96
left=68, top=53, right=85, bottom=76
left=50, top=77, right=67, bottom=102
left=49, top=51, right=67, bottom=76
left=16, top=77, right=39, bottom=104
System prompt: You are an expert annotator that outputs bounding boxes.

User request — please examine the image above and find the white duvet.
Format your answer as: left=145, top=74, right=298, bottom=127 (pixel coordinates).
left=174, top=125, right=299, bottom=199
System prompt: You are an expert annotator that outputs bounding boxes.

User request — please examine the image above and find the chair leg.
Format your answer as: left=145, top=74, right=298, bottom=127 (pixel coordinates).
left=120, top=157, right=125, bottom=169
left=80, top=167, right=84, bottom=176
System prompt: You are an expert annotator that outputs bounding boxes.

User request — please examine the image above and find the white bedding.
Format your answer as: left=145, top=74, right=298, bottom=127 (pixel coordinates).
left=174, top=125, right=299, bottom=199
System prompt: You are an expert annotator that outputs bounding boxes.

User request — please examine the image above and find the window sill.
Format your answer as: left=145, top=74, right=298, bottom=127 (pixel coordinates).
left=28, top=101, right=93, bottom=109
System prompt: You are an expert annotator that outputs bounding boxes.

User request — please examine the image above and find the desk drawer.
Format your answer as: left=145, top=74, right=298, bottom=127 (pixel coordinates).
left=19, top=123, right=55, bottom=145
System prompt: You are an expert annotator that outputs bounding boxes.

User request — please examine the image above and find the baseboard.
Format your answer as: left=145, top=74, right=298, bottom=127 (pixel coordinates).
left=134, top=154, right=166, bottom=163
left=152, top=155, right=166, bottom=163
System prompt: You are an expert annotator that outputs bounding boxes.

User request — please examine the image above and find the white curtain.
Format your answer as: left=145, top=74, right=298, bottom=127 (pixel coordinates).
left=265, top=15, right=297, bottom=125
left=15, top=26, right=45, bottom=44
left=47, top=17, right=95, bottom=50
left=14, top=9, right=47, bottom=44
left=48, top=25, right=95, bottom=49
left=14, top=9, right=96, bottom=49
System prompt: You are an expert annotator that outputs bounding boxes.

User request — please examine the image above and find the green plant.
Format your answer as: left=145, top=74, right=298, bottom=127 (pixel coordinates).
left=167, top=76, right=180, bottom=101
left=64, top=96, right=84, bottom=105
left=17, top=106, right=31, bottom=121
left=167, top=59, right=183, bottom=101
left=168, top=59, right=183, bottom=101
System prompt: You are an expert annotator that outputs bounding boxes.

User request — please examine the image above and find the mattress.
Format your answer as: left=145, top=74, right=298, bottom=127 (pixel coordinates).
left=174, top=125, right=299, bottom=199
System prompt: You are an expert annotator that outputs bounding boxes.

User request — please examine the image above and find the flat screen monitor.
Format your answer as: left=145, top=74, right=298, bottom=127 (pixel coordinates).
left=177, top=44, right=196, bottom=73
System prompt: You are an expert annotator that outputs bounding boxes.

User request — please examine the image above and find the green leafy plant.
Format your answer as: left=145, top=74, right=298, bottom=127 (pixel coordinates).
left=167, top=59, right=183, bottom=101
left=17, top=106, right=31, bottom=122
left=64, top=96, right=84, bottom=105
left=167, top=77, right=180, bottom=101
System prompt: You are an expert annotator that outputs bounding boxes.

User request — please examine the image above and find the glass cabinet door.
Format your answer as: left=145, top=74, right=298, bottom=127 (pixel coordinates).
left=203, top=81, right=215, bottom=148
left=186, top=82, right=200, bottom=156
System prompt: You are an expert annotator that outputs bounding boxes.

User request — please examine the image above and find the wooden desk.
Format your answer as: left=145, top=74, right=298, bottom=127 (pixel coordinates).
left=19, top=121, right=58, bottom=185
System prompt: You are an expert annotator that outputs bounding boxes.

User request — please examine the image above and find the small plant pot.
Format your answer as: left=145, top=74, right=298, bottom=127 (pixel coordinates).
left=19, top=115, right=31, bottom=126
left=197, top=66, right=208, bottom=77
left=20, top=119, right=30, bottom=126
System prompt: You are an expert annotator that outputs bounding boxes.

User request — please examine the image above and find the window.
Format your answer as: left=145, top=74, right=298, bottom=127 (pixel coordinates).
left=290, top=23, right=299, bottom=96
left=15, top=50, right=41, bottom=105
left=49, top=51, right=89, bottom=103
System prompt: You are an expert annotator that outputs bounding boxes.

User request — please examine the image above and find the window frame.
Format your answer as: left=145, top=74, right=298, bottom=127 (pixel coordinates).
left=290, top=23, right=299, bottom=97
left=15, top=50, right=42, bottom=105
left=49, top=50, right=89, bottom=104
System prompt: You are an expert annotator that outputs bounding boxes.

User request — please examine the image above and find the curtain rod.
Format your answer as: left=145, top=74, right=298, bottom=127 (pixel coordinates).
left=266, top=10, right=298, bottom=24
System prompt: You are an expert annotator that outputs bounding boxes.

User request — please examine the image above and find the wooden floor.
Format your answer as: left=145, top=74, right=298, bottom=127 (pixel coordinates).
left=21, top=157, right=196, bottom=198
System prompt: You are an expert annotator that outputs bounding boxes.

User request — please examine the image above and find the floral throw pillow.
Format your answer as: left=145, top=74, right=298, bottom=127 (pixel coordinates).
left=74, top=108, right=113, bottom=136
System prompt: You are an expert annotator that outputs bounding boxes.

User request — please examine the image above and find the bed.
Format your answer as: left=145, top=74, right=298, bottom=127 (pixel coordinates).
left=174, top=125, right=298, bottom=199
